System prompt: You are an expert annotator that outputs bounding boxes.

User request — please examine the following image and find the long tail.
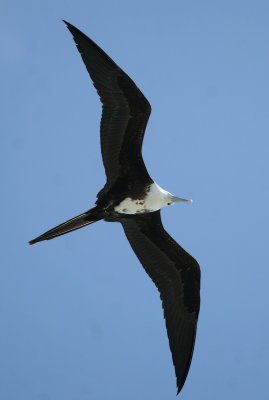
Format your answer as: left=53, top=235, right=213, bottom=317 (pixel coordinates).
left=29, top=207, right=103, bottom=245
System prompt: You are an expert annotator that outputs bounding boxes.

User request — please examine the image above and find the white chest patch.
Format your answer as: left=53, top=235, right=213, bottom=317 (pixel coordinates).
left=114, top=182, right=172, bottom=214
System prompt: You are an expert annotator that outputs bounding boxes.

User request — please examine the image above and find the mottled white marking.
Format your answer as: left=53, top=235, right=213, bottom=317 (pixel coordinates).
left=114, top=182, right=186, bottom=214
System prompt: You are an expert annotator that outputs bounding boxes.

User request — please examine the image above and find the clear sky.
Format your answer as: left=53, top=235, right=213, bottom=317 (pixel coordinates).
left=1, top=1, right=269, bottom=399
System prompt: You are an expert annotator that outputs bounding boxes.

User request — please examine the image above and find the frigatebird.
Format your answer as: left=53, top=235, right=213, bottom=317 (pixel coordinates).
left=29, top=21, right=200, bottom=395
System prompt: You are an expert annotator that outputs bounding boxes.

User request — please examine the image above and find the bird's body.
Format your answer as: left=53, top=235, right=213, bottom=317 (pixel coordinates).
left=103, top=182, right=189, bottom=214
left=114, top=182, right=172, bottom=214
left=30, top=21, right=200, bottom=395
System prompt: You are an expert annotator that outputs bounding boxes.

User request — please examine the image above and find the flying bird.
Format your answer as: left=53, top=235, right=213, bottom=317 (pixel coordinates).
left=29, top=21, right=200, bottom=395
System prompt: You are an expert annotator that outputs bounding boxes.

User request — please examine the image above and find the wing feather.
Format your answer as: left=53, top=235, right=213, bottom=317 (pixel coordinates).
left=119, top=211, right=200, bottom=394
left=63, top=21, right=152, bottom=188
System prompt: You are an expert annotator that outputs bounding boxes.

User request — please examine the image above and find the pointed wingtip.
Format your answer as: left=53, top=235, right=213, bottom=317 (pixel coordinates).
left=62, top=20, right=78, bottom=31
left=62, top=20, right=84, bottom=39
left=176, top=383, right=183, bottom=396
left=62, top=20, right=75, bottom=31
left=176, top=380, right=187, bottom=396
left=62, top=19, right=71, bottom=29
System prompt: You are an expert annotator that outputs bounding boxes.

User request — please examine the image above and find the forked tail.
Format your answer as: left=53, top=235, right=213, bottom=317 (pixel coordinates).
left=29, top=207, right=103, bottom=245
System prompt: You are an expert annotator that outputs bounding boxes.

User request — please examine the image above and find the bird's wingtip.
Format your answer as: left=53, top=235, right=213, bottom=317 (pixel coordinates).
left=176, top=384, right=182, bottom=396
left=176, top=381, right=185, bottom=396
left=62, top=19, right=70, bottom=28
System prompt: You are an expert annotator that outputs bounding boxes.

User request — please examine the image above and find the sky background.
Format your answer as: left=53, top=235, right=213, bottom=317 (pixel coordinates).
left=1, top=1, right=269, bottom=399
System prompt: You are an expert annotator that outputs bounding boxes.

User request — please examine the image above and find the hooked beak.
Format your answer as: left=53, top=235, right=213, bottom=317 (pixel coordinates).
left=171, top=196, right=193, bottom=203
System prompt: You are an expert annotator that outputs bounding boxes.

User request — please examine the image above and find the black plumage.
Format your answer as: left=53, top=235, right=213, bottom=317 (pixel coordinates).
left=63, top=21, right=152, bottom=198
left=119, top=211, right=200, bottom=393
left=29, top=21, right=200, bottom=395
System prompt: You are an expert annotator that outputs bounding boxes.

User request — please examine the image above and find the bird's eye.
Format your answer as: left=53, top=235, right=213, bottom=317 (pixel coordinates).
left=167, top=202, right=171, bottom=205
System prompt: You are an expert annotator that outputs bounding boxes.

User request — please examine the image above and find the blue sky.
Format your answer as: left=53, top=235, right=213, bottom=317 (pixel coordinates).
left=1, top=1, right=269, bottom=399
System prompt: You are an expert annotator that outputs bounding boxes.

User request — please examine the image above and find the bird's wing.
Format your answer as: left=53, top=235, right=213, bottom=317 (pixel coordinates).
left=118, top=210, right=200, bottom=394
left=64, top=21, right=152, bottom=189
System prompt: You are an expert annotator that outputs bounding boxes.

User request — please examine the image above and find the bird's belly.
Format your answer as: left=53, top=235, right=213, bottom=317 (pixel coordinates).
left=114, top=182, right=169, bottom=214
left=114, top=197, right=161, bottom=214
left=114, top=185, right=167, bottom=214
